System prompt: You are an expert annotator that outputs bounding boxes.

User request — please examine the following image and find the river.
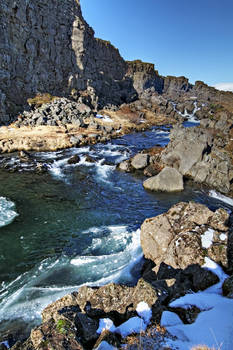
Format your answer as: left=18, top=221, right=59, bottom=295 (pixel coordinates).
left=0, top=123, right=232, bottom=339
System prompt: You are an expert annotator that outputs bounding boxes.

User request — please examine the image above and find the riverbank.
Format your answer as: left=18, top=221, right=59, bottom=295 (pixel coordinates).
left=0, top=124, right=233, bottom=350
left=6, top=200, right=233, bottom=350
left=0, top=96, right=174, bottom=154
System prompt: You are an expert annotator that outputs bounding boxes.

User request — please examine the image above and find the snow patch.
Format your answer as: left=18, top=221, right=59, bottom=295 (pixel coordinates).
left=97, top=318, right=116, bottom=334
left=136, top=301, right=152, bottom=325
left=220, top=233, right=227, bottom=241
left=164, top=260, right=232, bottom=350
left=201, top=228, right=214, bottom=248
left=161, top=311, right=183, bottom=327
left=115, top=316, right=147, bottom=338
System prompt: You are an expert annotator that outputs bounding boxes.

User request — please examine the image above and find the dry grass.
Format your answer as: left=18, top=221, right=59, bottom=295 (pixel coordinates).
left=27, top=93, right=59, bottom=108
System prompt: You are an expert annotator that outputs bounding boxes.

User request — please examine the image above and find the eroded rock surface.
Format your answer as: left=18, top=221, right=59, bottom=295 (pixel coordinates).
left=141, top=201, right=230, bottom=272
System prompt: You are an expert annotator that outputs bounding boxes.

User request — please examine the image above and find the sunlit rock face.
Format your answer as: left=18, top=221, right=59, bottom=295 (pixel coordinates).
left=0, top=0, right=137, bottom=121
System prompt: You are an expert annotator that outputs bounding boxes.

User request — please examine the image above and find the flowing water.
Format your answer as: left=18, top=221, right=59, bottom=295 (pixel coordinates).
left=0, top=124, right=232, bottom=338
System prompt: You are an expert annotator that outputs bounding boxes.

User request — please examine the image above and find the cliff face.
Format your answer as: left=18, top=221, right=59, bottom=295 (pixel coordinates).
left=1, top=0, right=232, bottom=124
left=0, top=0, right=136, bottom=122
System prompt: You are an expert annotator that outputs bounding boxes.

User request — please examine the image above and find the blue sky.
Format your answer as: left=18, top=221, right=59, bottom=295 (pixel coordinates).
left=80, top=0, right=233, bottom=90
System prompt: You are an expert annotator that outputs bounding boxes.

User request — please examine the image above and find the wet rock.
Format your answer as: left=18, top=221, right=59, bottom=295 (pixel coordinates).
left=85, top=155, right=97, bottom=163
left=143, top=167, right=183, bottom=192
left=67, top=155, right=80, bottom=165
left=131, top=154, right=149, bottom=170
left=117, top=160, right=132, bottom=172
left=18, top=150, right=32, bottom=162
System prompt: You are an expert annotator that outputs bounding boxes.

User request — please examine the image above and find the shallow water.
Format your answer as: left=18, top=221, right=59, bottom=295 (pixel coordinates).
left=0, top=126, right=232, bottom=337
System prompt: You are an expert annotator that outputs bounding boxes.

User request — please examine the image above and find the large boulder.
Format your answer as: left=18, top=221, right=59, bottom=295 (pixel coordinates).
left=131, top=154, right=149, bottom=170
left=140, top=202, right=230, bottom=272
left=143, top=167, right=183, bottom=192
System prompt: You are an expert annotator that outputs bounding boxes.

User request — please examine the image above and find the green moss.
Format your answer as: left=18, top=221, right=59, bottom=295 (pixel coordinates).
left=56, top=319, right=71, bottom=334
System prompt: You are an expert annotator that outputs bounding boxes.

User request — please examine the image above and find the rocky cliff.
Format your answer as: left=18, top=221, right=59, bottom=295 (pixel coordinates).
left=0, top=0, right=137, bottom=123
left=1, top=0, right=233, bottom=126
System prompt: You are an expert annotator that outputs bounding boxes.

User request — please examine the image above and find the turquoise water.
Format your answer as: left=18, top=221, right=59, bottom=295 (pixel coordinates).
left=0, top=127, right=232, bottom=339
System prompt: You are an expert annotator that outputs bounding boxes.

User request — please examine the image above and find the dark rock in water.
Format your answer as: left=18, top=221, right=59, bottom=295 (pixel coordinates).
left=67, top=154, right=80, bottom=165
left=117, top=159, right=132, bottom=172
left=18, top=150, right=32, bottom=163
left=85, top=155, right=97, bottom=163
left=35, top=162, right=49, bottom=173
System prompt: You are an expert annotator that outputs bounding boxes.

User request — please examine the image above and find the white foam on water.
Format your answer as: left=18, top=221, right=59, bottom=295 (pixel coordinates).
left=0, top=226, right=142, bottom=326
left=209, top=190, right=233, bottom=207
left=0, top=197, right=18, bottom=228
left=48, top=158, right=68, bottom=179
left=172, top=101, right=200, bottom=123
left=71, top=226, right=142, bottom=284
left=95, top=159, right=115, bottom=184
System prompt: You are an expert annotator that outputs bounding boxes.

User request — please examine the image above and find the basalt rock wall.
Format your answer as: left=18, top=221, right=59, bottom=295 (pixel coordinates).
left=1, top=0, right=232, bottom=124
left=0, top=0, right=137, bottom=122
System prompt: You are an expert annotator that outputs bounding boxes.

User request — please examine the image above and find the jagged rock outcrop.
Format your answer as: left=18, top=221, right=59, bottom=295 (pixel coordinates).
left=2, top=0, right=233, bottom=126
left=0, top=0, right=137, bottom=122
left=161, top=123, right=233, bottom=194
left=126, top=60, right=164, bottom=95
left=141, top=202, right=230, bottom=272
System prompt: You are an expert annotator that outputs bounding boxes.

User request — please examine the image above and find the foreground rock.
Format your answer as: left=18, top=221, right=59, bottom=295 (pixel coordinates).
left=141, top=201, right=230, bottom=273
left=143, top=166, right=184, bottom=192
left=10, top=201, right=229, bottom=350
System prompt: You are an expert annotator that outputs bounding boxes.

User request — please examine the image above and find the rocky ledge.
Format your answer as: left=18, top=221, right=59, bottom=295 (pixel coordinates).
left=7, top=202, right=232, bottom=350
left=118, top=107, right=233, bottom=196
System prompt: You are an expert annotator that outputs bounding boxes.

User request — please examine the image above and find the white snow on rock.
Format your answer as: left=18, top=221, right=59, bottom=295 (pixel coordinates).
left=163, top=259, right=233, bottom=350
left=95, top=341, right=117, bottom=350
left=220, top=233, right=227, bottom=241
left=97, top=318, right=116, bottom=334
left=136, top=301, right=152, bottom=325
left=95, top=114, right=113, bottom=123
left=201, top=228, right=214, bottom=248
left=161, top=311, right=183, bottom=327
left=115, top=317, right=147, bottom=338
